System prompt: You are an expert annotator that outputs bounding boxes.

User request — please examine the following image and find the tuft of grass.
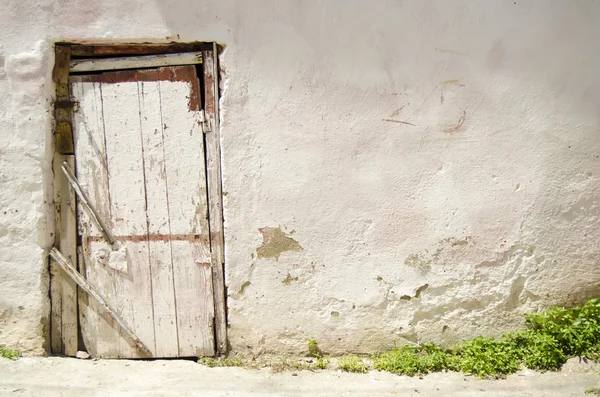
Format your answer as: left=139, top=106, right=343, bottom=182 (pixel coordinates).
left=0, top=345, right=21, bottom=360
left=271, top=356, right=304, bottom=373
left=337, top=355, right=368, bottom=373
left=313, top=356, right=330, bottom=370
left=305, top=338, right=329, bottom=370
left=199, top=356, right=244, bottom=368
left=307, top=337, right=321, bottom=358
left=585, top=387, right=600, bottom=396
left=373, top=343, right=448, bottom=376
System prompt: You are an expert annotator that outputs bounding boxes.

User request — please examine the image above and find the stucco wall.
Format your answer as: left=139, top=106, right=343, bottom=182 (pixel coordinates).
left=1, top=0, right=599, bottom=355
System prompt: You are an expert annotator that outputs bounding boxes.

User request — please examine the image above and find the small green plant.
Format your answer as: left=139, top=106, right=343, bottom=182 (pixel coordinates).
left=337, top=355, right=368, bottom=373
left=314, top=356, right=330, bottom=370
left=373, top=345, right=432, bottom=376
left=503, top=331, right=566, bottom=371
left=369, top=298, right=600, bottom=379
left=0, top=345, right=21, bottom=360
left=585, top=387, right=600, bottom=396
left=450, top=336, right=521, bottom=378
left=271, top=356, right=304, bottom=373
left=199, top=355, right=244, bottom=368
left=306, top=338, right=329, bottom=370
left=525, top=298, right=600, bottom=358
left=307, top=337, right=321, bottom=358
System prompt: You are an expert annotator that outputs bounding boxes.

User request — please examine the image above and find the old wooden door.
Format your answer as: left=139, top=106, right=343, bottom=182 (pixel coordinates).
left=70, top=66, right=215, bottom=358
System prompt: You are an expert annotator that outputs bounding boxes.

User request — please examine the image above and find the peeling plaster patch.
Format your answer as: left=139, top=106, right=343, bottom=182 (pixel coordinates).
left=405, top=236, right=474, bottom=274
left=239, top=281, right=251, bottom=294
left=415, top=284, right=429, bottom=298
left=397, top=284, right=429, bottom=301
left=282, top=273, right=298, bottom=285
left=256, top=226, right=303, bottom=261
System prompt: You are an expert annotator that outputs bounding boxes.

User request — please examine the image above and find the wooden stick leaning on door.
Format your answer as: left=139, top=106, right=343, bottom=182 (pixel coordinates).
left=49, top=248, right=153, bottom=357
left=60, top=161, right=117, bottom=249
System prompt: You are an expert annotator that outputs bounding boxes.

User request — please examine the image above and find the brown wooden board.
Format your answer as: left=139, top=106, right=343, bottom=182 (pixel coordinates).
left=203, top=48, right=228, bottom=355
left=50, top=154, right=78, bottom=356
left=69, top=43, right=210, bottom=58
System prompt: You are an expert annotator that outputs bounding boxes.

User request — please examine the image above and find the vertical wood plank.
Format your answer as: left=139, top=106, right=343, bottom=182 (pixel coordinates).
left=60, top=155, right=78, bottom=356
left=71, top=78, right=120, bottom=357
left=53, top=45, right=74, bottom=155
left=51, top=44, right=78, bottom=356
left=138, top=77, right=179, bottom=356
left=160, top=67, right=215, bottom=356
left=204, top=49, right=228, bottom=354
left=50, top=153, right=78, bottom=356
left=100, top=79, right=156, bottom=357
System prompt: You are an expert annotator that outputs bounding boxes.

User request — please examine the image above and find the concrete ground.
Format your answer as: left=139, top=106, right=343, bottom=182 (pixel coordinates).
left=0, top=357, right=599, bottom=397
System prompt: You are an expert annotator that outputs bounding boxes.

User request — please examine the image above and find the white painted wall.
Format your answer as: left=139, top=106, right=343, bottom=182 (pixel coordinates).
left=1, top=0, right=599, bottom=355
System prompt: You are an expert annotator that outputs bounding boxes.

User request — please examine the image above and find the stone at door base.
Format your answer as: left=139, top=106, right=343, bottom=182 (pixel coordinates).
left=75, top=351, right=90, bottom=359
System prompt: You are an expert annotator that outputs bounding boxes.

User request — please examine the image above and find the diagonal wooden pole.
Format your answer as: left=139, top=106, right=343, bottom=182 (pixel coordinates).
left=60, top=161, right=117, bottom=249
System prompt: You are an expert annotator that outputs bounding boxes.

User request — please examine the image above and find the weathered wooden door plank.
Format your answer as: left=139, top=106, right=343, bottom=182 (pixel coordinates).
left=138, top=77, right=179, bottom=356
left=70, top=52, right=203, bottom=73
left=71, top=78, right=120, bottom=357
left=100, top=78, right=156, bottom=357
left=159, top=67, right=215, bottom=356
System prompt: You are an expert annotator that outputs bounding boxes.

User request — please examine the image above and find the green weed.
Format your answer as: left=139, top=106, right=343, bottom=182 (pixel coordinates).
left=450, top=336, right=521, bottom=378
left=307, top=337, right=321, bottom=358
left=585, top=387, right=600, bottom=395
left=313, top=356, right=330, bottom=370
left=199, top=356, right=244, bottom=368
left=337, top=355, right=368, bottom=373
left=373, top=343, right=446, bottom=376
left=0, top=345, right=21, bottom=360
left=372, top=298, right=600, bottom=379
left=306, top=338, right=329, bottom=370
left=525, top=298, right=600, bottom=358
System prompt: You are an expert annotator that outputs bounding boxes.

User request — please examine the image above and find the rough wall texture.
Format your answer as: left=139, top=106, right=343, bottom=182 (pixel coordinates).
left=1, top=0, right=599, bottom=355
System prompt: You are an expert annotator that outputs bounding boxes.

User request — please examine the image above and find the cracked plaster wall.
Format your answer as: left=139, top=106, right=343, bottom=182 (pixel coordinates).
left=0, top=0, right=599, bottom=355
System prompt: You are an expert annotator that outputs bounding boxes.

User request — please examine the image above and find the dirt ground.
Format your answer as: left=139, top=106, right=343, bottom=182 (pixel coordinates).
left=1, top=356, right=599, bottom=396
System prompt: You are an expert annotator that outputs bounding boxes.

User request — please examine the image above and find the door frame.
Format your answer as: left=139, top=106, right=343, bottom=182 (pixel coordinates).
left=50, top=42, right=227, bottom=356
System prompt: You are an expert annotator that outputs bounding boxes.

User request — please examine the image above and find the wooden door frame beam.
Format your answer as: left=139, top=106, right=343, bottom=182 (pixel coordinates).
left=203, top=44, right=227, bottom=355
